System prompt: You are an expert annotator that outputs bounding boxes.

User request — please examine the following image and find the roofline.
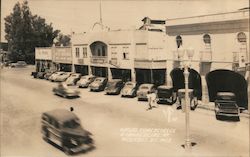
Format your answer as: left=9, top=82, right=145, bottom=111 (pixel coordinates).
left=166, top=9, right=249, bottom=21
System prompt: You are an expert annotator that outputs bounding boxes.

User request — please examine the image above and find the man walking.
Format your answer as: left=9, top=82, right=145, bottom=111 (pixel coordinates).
left=146, top=91, right=158, bottom=110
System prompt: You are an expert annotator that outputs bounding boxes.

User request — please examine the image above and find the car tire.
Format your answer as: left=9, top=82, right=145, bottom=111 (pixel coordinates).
left=215, top=114, right=221, bottom=120
left=63, top=145, right=72, bottom=155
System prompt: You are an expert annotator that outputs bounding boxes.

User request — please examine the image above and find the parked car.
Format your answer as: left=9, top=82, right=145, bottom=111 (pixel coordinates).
left=37, top=72, right=46, bottom=79
left=105, top=79, right=124, bottom=95
left=52, top=82, right=80, bottom=98
left=11, top=61, right=27, bottom=68
left=41, top=109, right=93, bottom=155
left=120, top=81, right=139, bottom=97
left=215, top=92, right=239, bottom=120
left=55, top=72, right=73, bottom=82
left=65, top=73, right=82, bottom=86
left=31, top=71, right=38, bottom=78
left=77, top=75, right=96, bottom=88
left=137, top=84, right=156, bottom=101
left=44, top=71, right=56, bottom=80
left=156, top=85, right=175, bottom=105
left=49, top=72, right=65, bottom=82
left=89, top=77, right=108, bottom=92
left=206, top=69, right=248, bottom=121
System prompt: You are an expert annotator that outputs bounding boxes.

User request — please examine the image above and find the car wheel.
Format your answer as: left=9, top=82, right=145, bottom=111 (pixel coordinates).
left=190, top=98, right=198, bottom=110
left=43, top=129, right=50, bottom=142
left=215, top=114, right=221, bottom=120
left=63, top=145, right=72, bottom=155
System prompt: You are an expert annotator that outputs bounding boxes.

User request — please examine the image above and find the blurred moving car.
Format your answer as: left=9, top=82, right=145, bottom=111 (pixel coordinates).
left=120, top=81, right=138, bottom=97
left=105, top=79, right=124, bottom=95
left=41, top=109, right=93, bottom=155
left=49, top=71, right=65, bottom=82
left=89, top=77, right=108, bottom=92
left=77, top=75, right=96, bottom=88
left=55, top=72, right=73, bottom=82
left=65, top=73, right=82, bottom=86
left=156, top=85, right=176, bottom=105
left=11, top=61, right=27, bottom=68
left=137, top=84, right=156, bottom=101
left=52, top=82, right=80, bottom=98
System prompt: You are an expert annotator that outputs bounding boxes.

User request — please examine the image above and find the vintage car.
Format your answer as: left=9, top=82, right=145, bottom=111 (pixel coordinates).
left=120, top=81, right=138, bottom=97
left=11, top=61, right=27, bottom=68
left=49, top=71, right=65, bottom=82
left=53, top=82, right=80, bottom=98
left=89, top=77, right=108, bottom=92
left=31, top=71, right=38, bottom=78
left=206, top=69, right=248, bottom=121
left=77, top=75, right=96, bottom=88
left=105, top=79, right=124, bottom=95
left=137, top=84, right=156, bottom=101
left=37, top=71, right=46, bottom=79
left=41, top=109, right=93, bottom=155
left=44, top=71, right=57, bottom=80
left=156, top=85, right=175, bottom=105
left=55, top=72, right=73, bottom=82
left=65, top=73, right=82, bottom=86
left=170, top=68, right=202, bottom=110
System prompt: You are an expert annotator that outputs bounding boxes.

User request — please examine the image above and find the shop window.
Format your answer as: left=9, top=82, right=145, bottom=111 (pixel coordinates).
left=176, top=35, right=182, bottom=48
left=75, top=47, right=80, bottom=58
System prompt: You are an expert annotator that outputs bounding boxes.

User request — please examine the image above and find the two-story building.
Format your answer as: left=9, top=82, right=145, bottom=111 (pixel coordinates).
left=71, top=18, right=168, bottom=85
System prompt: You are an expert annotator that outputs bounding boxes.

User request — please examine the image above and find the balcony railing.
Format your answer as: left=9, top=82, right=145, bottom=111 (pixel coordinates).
left=90, top=56, right=108, bottom=64
left=200, top=51, right=212, bottom=62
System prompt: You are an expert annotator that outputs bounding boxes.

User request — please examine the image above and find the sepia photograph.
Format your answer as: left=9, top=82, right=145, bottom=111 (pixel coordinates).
left=0, top=0, right=249, bottom=156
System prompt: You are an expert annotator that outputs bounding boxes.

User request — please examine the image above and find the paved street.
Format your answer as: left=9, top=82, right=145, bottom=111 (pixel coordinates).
left=0, top=66, right=249, bottom=157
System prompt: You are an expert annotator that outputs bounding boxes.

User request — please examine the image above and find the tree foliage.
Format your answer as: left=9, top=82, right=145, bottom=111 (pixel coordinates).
left=4, top=1, right=60, bottom=64
left=54, top=33, right=71, bottom=47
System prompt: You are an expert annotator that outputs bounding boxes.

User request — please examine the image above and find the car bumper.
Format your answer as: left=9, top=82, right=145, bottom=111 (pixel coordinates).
left=70, top=143, right=94, bottom=153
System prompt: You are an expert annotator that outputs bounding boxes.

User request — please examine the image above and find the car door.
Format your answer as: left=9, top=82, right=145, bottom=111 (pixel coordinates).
left=47, top=119, right=62, bottom=146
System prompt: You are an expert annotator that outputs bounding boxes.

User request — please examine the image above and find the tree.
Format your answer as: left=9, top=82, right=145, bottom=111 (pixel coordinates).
left=4, top=0, right=60, bottom=64
left=54, top=33, right=71, bottom=47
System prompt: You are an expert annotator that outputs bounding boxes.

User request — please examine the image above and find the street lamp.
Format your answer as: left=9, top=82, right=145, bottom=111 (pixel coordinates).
left=177, top=46, right=195, bottom=150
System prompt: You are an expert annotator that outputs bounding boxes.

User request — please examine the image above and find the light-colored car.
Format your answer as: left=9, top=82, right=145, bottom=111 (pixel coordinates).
left=52, top=82, right=80, bottom=98
left=55, top=72, right=73, bottom=82
left=89, top=77, right=108, bottom=92
left=121, top=82, right=139, bottom=97
left=65, top=73, right=81, bottom=86
left=137, top=83, right=155, bottom=101
left=105, top=79, right=124, bottom=95
left=77, top=75, right=96, bottom=88
left=49, top=72, right=65, bottom=82
left=11, top=61, right=27, bottom=68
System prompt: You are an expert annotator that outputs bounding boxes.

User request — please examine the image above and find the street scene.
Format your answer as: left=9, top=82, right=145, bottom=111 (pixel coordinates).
left=0, top=66, right=249, bottom=156
left=1, top=0, right=250, bottom=156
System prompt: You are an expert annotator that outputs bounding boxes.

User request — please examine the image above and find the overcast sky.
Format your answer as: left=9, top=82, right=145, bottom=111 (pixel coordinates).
left=1, top=0, right=249, bottom=42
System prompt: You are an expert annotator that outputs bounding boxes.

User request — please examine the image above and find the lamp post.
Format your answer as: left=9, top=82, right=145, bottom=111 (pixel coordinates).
left=177, top=46, right=194, bottom=150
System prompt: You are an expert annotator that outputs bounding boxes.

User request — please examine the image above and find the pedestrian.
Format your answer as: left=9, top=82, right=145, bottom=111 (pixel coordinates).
left=70, top=107, right=74, bottom=112
left=146, top=90, right=158, bottom=110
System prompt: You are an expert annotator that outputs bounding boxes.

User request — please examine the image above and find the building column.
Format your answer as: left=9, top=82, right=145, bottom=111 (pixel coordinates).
left=88, top=65, right=92, bottom=75
left=201, top=75, right=209, bottom=104
left=131, top=68, right=136, bottom=82
left=108, top=67, right=112, bottom=80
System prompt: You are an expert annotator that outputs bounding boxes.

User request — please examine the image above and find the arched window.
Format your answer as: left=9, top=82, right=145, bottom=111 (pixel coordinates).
left=176, top=35, right=182, bottom=48
left=203, top=34, right=211, bottom=44
left=237, top=32, right=247, bottom=43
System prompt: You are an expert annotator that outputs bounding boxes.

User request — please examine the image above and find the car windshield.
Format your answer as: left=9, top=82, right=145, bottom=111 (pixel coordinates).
left=63, top=119, right=80, bottom=129
left=125, top=82, right=134, bottom=87
left=95, top=78, right=103, bottom=82
left=107, top=82, right=116, bottom=87
left=140, top=86, right=149, bottom=90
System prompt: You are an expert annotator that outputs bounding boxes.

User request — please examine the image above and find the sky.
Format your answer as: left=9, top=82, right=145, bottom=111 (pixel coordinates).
left=1, top=0, right=249, bottom=42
